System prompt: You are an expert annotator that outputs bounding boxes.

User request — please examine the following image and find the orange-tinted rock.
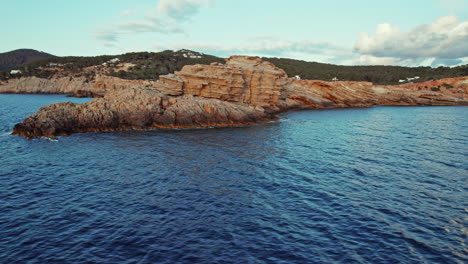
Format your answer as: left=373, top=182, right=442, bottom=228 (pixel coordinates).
left=0, top=76, right=96, bottom=95
left=156, top=56, right=288, bottom=107
left=0, top=75, right=156, bottom=98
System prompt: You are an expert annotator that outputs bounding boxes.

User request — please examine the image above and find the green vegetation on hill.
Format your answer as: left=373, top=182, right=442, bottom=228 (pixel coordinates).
left=0, top=49, right=55, bottom=71
left=1, top=49, right=467, bottom=85
left=109, top=50, right=224, bottom=80
left=263, top=57, right=468, bottom=85
left=0, top=50, right=223, bottom=81
left=0, top=53, right=114, bottom=80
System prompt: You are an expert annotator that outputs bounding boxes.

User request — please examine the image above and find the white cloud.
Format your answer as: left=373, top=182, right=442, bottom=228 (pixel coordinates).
left=150, top=38, right=355, bottom=64
left=95, top=31, right=118, bottom=42
left=354, top=16, right=468, bottom=66
left=157, top=0, right=214, bottom=20
left=94, top=18, right=183, bottom=45
left=117, top=10, right=137, bottom=18
left=357, top=55, right=402, bottom=66
left=150, top=33, right=468, bottom=66
left=118, top=18, right=183, bottom=34
left=96, top=8, right=467, bottom=67
left=95, top=0, right=215, bottom=45
left=437, top=0, right=467, bottom=12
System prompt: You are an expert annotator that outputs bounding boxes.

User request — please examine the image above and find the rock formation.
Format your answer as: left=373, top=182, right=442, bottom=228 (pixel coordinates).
left=10, top=56, right=468, bottom=139
left=0, top=76, right=96, bottom=95
left=0, top=75, right=151, bottom=97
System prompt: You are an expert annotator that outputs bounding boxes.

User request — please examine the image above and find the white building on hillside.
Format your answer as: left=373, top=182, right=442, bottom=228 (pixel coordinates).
left=10, top=70, right=22, bottom=74
left=406, top=76, right=420, bottom=82
left=108, top=58, right=120, bottom=64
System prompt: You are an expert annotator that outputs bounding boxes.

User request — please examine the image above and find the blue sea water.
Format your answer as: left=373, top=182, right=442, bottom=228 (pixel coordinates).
left=0, top=94, right=467, bottom=264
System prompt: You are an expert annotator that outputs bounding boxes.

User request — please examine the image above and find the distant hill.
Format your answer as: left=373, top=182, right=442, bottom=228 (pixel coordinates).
left=1, top=49, right=467, bottom=85
left=263, top=57, right=468, bottom=85
left=0, top=49, right=56, bottom=71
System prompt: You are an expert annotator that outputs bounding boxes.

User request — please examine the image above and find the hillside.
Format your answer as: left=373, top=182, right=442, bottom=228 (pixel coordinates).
left=0, top=49, right=466, bottom=85
left=0, top=49, right=224, bottom=81
left=0, top=49, right=56, bottom=71
left=263, top=58, right=468, bottom=85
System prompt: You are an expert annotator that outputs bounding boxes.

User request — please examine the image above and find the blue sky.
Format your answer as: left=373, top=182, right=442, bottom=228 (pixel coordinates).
left=1, top=0, right=467, bottom=66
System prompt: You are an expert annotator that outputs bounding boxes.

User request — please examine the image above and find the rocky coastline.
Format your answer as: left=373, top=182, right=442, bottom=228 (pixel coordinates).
left=3, top=56, right=467, bottom=139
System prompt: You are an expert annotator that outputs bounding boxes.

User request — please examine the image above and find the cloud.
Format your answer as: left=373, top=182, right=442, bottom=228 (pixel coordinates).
left=94, top=18, right=183, bottom=44
left=354, top=16, right=468, bottom=65
left=150, top=38, right=355, bottom=64
left=95, top=31, right=119, bottom=42
left=357, top=55, right=402, bottom=66
left=117, top=10, right=137, bottom=18
left=151, top=34, right=468, bottom=66
left=95, top=0, right=215, bottom=45
left=180, top=39, right=346, bottom=56
left=437, top=0, right=467, bottom=12
left=119, top=18, right=184, bottom=34
left=157, top=0, right=214, bottom=20
left=431, top=57, right=466, bottom=67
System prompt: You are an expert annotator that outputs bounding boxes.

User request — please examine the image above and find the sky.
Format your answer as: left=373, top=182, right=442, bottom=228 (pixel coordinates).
left=1, top=0, right=467, bottom=66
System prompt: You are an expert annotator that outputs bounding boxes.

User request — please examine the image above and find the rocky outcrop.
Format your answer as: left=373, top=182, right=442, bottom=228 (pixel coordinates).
left=12, top=87, right=272, bottom=139
left=67, top=89, right=103, bottom=98
left=0, top=76, right=95, bottom=95
left=155, top=56, right=288, bottom=109
left=284, top=77, right=468, bottom=108
left=0, top=75, right=149, bottom=97
left=11, top=56, right=468, bottom=139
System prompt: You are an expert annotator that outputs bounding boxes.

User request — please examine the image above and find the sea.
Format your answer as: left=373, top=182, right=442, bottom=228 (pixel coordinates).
left=0, top=94, right=466, bottom=264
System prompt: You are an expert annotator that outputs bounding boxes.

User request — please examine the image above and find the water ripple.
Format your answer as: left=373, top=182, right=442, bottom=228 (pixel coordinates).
left=0, top=95, right=467, bottom=263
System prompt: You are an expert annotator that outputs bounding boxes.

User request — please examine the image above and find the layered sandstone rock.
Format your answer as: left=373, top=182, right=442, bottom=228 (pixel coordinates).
left=0, top=75, right=149, bottom=97
left=155, top=56, right=288, bottom=107
left=11, top=56, right=468, bottom=139
left=283, top=80, right=377, bottom=109
left=0, top=76, right=96, bottom=95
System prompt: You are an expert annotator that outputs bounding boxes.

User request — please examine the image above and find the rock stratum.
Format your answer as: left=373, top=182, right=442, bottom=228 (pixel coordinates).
left=0, top=75, right=149, bottom=98
left=7, top=56, right=468, bottom=139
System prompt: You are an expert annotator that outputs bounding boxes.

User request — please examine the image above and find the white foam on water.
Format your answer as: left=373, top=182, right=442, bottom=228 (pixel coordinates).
left=43, top=137, right=59, bottom=142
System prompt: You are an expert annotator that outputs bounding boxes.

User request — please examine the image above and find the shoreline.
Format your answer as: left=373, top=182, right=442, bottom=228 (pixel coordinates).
left=7, top=56, right=468, bottom=139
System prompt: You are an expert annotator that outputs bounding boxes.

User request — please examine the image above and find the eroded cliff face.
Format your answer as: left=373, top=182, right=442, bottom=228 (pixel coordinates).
left=0, top=76, right=96, bottom=95
left=285, top=77, right=468, bottom=108
left=11, top=56, right=468, bottom=139
left=0, top=75, right=150, bottom=97
left=156, top=56, right=288, bottom=107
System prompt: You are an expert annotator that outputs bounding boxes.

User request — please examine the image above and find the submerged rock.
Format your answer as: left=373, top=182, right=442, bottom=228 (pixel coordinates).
left=11, top=56, right=468, bottom=139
